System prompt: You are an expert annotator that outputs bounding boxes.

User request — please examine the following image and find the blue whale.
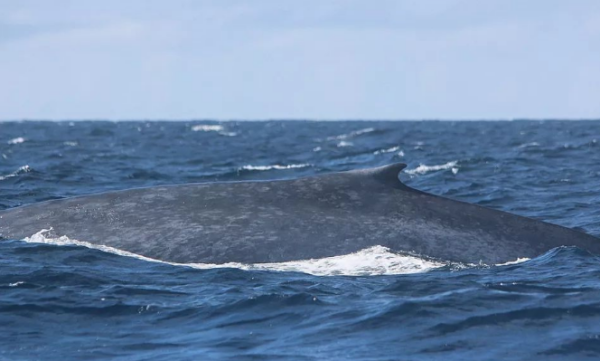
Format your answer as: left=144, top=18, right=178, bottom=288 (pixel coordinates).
left=0, top=163, right=598, bottom=264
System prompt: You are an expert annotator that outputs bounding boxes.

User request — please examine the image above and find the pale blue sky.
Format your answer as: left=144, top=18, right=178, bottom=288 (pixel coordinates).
left=1, top=0, right=599, bottom=120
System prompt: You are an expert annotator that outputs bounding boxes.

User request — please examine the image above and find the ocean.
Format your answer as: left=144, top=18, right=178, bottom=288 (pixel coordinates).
left=1, top=120, right=600, bottom=360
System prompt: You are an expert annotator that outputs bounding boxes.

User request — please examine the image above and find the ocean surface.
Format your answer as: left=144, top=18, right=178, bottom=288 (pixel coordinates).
left=1, top=120, right=600, bottom=360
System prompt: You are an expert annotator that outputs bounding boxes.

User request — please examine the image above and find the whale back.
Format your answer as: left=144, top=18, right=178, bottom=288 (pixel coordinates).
left=1, top=163, right=599, bottom=264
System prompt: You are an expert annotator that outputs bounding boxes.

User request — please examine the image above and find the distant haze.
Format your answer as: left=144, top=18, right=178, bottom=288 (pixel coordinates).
left=1, top=0, right=599, bottom=120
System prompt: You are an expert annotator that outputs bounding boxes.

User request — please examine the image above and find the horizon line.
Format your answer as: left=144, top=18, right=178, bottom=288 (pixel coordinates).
left=2, top=118, right=600, bottom=123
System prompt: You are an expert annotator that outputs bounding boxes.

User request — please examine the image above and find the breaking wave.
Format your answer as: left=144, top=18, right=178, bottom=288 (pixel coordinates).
left=405, top=161, right=459, bottom=175
left=239, top=163, right=310, bottom=171
left=191, top=124, right=223, bottom=132
left=337, top=141, right=354, bottom=147
left=327, top=127, right=376, bottom=141
left=0, top=165, right=32, bottom=181
left=191, top=124, right=236, bottom=136
left=7, top=137, right=26, bottom=145
left=374, top=146, right=404, bottom=156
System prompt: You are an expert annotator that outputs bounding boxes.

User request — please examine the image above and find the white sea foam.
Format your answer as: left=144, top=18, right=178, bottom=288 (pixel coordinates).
left=374, top=146, right=399, bottom=154
left=496, top=258, right=530, bottom=266
left=22, top=229, right=531, bottom=275
left=191, top=124, right=224, bottom=132
left=240, top=163, right=310, bottom=171
left=374, top=146, right=404, bottom=157
left=518, top=142, right=540, bottom=149
left=24, top=229, right=162, bottom=262
left=191, top=124, right=236, bottom=137
left=240, top=246, right=447, bottom=276
left=337, top=141, right=354, bottom=147
left=63, top=141, right=78, bottom=147
left=405, top=161, right=458, bottom=175
left=0, top=165, right=31, bottom=181
left=327, top=127, right=375, bottom=141
left=7, top=137, right=26, bottom=145
left=23, top=229, right=447, bottom=276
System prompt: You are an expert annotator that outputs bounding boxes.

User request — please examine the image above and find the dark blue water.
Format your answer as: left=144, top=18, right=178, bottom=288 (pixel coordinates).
left=1, top=120, right=600, bottom=360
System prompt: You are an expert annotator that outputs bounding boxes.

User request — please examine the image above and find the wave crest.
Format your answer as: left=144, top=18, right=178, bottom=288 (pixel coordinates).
left=0, top=165, right=32, bottom=181
left=327, top=127, right=376, bottom=141
left=239, top=163, right=310, bottom=171
left=7, top=137, right=26, bottom=145
left=191, top=124, right=236, bottom=136
left=405, top=161, right=459, bottom=175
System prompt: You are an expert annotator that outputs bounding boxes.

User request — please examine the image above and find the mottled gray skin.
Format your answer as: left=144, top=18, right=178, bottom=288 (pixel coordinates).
left=1, top=163, right=599, bottom=264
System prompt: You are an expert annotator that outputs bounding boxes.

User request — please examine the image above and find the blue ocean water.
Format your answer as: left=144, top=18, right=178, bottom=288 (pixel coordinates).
left=1, top=120, right=600, bottom=360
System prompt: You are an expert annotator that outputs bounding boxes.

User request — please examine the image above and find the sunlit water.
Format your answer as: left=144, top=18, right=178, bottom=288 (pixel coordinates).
left=1, top=120, right=600, bottom=360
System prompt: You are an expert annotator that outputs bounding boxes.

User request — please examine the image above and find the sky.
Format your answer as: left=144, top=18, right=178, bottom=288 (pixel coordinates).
left=1, top=0, right=599, bottom=120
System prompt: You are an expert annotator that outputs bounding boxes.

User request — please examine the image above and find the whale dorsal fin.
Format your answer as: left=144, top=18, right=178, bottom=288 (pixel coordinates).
left=366, top=163, right=408, bottom=189
left=372, top=163, right=407, bottom=181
